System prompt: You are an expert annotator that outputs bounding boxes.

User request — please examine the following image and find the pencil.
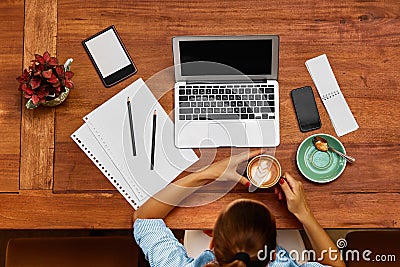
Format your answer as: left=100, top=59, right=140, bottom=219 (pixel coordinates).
left=127, top=97, right=137, bottom=156
left=150, top=110, right=157, bottom=170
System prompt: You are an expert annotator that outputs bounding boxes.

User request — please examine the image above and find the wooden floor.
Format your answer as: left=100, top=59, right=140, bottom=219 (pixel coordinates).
left=0, top=0, right=399, bottom=229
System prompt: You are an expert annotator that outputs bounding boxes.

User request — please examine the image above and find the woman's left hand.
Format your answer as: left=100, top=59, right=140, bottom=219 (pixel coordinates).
left=199, top=149, right=264, bottom=186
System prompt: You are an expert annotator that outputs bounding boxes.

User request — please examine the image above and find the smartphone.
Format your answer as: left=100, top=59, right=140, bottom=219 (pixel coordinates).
left=291, top=86, right=321, bottom=132
left=82, top=25, right=137, bottom=87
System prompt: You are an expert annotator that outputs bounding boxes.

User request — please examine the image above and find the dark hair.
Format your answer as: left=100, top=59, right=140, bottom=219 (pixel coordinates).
left=204, top=199, right=276, bottom=267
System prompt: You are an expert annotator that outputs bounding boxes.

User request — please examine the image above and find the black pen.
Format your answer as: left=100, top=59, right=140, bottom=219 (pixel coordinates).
left=150, top=110, right=157, bottom=170
left=127, top=97, right=137, bottom=156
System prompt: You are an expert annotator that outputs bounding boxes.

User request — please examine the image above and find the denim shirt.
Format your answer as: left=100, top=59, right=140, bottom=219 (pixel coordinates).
left=134, top=219, right=329, bottom=267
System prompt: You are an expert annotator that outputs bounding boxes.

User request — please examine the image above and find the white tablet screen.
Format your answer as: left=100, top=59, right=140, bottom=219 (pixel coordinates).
left=85, top=28, right=131, bottom=78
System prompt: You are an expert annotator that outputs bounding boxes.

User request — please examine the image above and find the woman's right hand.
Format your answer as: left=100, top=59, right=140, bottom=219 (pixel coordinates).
left=277, top=173, right=346, bottom=267
left=276, top=172, right=313, bottom=222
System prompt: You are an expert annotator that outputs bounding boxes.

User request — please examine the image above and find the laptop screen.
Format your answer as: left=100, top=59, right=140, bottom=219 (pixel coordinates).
left=173, top=35, right=279, bottom=81
left=180, top=40, right=272, bottom=76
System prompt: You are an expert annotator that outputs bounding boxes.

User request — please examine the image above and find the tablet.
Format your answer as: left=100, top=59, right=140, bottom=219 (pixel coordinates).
left=82, top=25, right=137, bottom=87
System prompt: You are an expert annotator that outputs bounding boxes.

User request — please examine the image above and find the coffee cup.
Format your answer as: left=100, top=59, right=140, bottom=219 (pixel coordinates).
left=247, top=155, right=281, bottom=188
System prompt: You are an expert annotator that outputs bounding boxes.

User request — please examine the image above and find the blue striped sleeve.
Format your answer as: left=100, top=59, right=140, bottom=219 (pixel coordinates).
left=133, top=219, right=196, bottom=267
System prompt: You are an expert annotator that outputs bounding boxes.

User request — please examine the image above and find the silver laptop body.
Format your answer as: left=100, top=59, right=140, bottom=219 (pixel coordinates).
left=173, top=35, right=280, bottom=148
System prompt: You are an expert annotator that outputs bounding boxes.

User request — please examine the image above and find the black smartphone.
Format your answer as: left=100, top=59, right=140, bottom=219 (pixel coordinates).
left=82, top=25, right=137, bottom=87
left=291, top=86, right=321, bottom=132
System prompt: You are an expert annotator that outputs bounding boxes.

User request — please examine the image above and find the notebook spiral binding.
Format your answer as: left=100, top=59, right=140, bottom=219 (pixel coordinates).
left=72, top=132, right=139, bottom=209
left=84, top=118, right=145, bottom=201
left=321, top=90, right=340, bottom=101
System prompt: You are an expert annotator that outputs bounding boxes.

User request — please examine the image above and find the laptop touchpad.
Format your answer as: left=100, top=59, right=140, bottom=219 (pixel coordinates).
left=208, top=123, right=247, bottom=146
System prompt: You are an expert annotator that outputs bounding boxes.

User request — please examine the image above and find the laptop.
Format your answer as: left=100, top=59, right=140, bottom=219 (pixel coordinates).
left=173, top=35, right=280, bottom=148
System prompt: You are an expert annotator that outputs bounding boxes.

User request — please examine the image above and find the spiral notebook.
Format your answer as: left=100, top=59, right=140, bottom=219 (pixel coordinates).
left=71, top=78, right=198, bottom=209
left=306, top=54, right=359, bottom=136
left=72, top=123, right=141, bottom=208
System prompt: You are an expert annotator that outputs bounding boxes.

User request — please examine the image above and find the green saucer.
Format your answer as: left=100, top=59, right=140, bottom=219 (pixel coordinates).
left=296, top=134, right=346, bottom=183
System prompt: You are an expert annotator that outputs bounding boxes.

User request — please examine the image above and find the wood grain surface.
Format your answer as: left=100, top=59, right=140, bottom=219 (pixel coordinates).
left=54, top=0, right=400, bottom=228
left=20, top=0, right=58, bottom=189
left=0, top=190, right=397, bottom=229
left=0, top=0, right=399, bottom=229
left=0, top=0, right=24, bottom=192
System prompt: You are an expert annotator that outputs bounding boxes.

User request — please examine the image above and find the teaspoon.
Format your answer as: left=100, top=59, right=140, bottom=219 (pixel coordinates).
left=312, top=136, right=355, bottom=163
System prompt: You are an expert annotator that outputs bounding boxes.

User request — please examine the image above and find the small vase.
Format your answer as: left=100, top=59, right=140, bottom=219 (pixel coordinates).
left=41, top=87, right=70, bottom=107
left=25, top=58, right=73, bottom=109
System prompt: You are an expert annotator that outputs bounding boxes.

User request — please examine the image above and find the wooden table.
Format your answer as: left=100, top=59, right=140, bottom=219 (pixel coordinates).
left=0, top=0, right=399, bottom=229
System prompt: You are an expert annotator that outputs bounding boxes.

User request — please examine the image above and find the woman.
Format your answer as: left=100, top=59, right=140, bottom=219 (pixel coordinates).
left=133, top=150, right=345, bottom=267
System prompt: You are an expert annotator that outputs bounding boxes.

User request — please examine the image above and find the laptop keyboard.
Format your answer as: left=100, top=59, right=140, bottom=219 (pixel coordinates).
left=177, top=83, right=276, bottom=120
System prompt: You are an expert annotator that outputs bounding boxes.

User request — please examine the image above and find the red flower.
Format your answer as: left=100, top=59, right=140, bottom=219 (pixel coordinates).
left=17, top=69, right=30, bottom=84
left=16, top=51, right=74, bottom=107
left=64, top=71, right=74, bottom=88
left=35, top=52, right=58, bottom=66
left=30, top=77, right=41, bottom=89
left=55, top=65, right=64, bottom=76
left=42, top=69, right=53, bottom=79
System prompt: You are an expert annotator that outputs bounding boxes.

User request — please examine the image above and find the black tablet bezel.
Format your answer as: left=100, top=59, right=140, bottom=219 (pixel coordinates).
left=82, top=25, right=137, bottom=87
